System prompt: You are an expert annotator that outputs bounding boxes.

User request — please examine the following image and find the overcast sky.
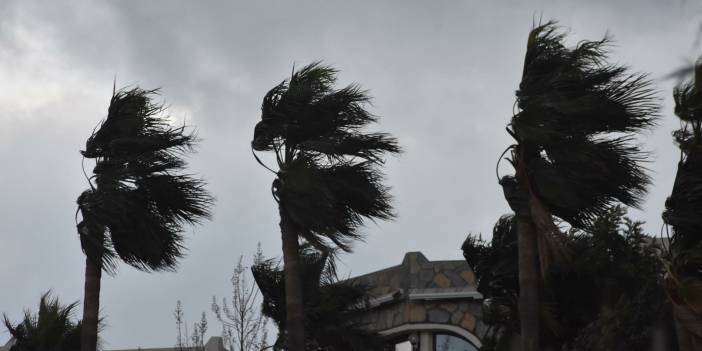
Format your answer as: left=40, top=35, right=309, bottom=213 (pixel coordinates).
left=1, top=0, right=700, bottom=348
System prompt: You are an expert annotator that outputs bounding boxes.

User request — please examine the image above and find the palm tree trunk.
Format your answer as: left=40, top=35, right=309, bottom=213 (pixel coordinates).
left=517, top=215, right=540, bottom=351
left=674, top=320, right=693, bottom=351
left=673, top=304, right=702, bottom=351
left=513, top=154, right=540, bottom=351
left=279, top=206, right=305, bottom=351
left=81, top=254, right=102, bottom=351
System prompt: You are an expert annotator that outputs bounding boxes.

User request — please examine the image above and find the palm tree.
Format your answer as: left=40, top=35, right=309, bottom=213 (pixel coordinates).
left=664, top=58, right=702, bottom=350
left=77, top=87, right=212, bottom=351
left=251, top=62, right=400, bottom=351
left=3, top=292, right=84, bottom=351
left=252, top=245, right=382, bottom=351
left=500, top=22, right=658, bottom=350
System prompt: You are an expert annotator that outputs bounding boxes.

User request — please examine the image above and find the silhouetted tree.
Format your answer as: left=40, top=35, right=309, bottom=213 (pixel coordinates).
left=174, top=302, right=208, bottom=351
left=664, top=58, right=702, bottom=350
left=77, top=87, right=212, bottom=351
left=251, top=62, right=400, bottom=351
left=461, top=216, right=519, bottom=350
left=500, top=21, right=658, bottom=350
left=3, top=292, right=85, bottom=351
left=211, top=245, right=269, bottom=351
left=463, top=207, right=676, bottom=351
left=252, top=245, right=382, bottom=351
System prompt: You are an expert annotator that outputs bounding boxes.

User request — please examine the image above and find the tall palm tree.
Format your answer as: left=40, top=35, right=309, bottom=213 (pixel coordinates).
left=3, top=292, right=84, bottom=351
left=500, top=22, right=658, bottom=350
left=664, top=58, right=702, bottom=350
left=251, top=62, right=400, bottom=351
left=77, top=87, right=212, bottom=351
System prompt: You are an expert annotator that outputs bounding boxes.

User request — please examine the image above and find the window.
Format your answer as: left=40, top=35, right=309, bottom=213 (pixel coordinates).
left=434, top=333, right=477, bottom=351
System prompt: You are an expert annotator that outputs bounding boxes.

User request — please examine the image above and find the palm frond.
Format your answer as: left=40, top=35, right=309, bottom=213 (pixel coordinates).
left=511, top=21, right=658, bottom=227
left=3, top=291, right=84, bottom=351
left=254, top=63, right=399, bottom=161
left=78, top=87, right=213, bottom=273
left=275, top=157, right=393, bottom=252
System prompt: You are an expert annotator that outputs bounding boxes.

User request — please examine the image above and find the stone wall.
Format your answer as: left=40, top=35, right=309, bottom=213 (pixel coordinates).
left=349, top=252, right=486, bottom=340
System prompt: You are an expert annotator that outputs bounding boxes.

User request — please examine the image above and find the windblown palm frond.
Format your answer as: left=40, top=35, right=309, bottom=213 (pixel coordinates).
left=510, top=21, right=658, bottom=227
left=3, top=292, right=86, bottom=351
left=274, top=156, right=393, bottom=252
left=252, top=246, right=381, bottom=351
left=77, top=87, right=213, bottom=273
left=253, top=62, right=400, bottom=253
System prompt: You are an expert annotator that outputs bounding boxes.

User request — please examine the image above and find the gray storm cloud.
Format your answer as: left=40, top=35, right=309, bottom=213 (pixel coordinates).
left=0, top=0, right=699, bottom=347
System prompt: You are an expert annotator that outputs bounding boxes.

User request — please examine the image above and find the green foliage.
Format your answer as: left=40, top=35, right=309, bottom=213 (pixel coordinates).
left=252, top=62, right=400, bottom=253
left=463, top=207, right=676, bottom=350
left=77, top=87, right=213, bottom=272
left=507, top=21, right=658, bottom=228
left=3, top=292, right=85, bottom=351
left=251, top=246, right=382, bottom=351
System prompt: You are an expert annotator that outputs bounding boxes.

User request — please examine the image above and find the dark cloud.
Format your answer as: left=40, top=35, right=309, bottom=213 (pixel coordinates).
left=0, top=0, right=697, bottom=348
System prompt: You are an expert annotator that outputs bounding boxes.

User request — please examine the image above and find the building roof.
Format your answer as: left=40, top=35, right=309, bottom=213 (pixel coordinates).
left=346, top=252, right=485, bottom=346
left=350, top=252, right=482, bottom=307
left=108, top=336, right=225, bottom=351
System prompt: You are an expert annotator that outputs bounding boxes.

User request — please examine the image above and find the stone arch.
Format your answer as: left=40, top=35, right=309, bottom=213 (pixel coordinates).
left=379, top=323, right=482, bottom=348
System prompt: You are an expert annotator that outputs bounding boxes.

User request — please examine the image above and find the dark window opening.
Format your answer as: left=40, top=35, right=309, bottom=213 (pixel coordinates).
left=434, top=333, right=477, bottom=351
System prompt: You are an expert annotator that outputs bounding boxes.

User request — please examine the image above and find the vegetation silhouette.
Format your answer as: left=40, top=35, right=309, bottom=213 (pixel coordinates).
left=252, top=245, right=382, bottom=351
left=664, top=58, right=702, bottom=350
left=500, top=21, right=659, bottom=350
left=463, top=207, right=677, bottom=350
left=251, top=62, right=400, bottom=351
left=210, top=245, right=270, bottom=351
left=77, top=87, right=212, bottom=351
left=3, top=291, right=88, bottom=351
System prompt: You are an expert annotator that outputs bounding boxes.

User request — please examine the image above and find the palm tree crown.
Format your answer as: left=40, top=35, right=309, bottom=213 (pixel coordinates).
left=252, top=62, right=400, bottom=252
left=3, top=292, right=84, bottom=351
left=78, top=87, right=213, bottom=272
left=508, top=22, right=658, bottom=227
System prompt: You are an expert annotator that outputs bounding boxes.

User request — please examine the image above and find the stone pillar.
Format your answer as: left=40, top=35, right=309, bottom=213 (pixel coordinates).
left=419, top=331, right=433, bottom=351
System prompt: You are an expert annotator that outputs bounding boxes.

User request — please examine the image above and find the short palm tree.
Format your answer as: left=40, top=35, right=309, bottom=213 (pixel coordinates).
left=252, top=245, right=382, bottom=351
left=664, top=58, right=702, bottom=350
left=251, top=62, right=400, bottom=351
left=501, top=22, right=658, bottom=350
left=461, top=215, right=519, bottom=350
left=77, top=87, right=212, bottom=351
left=3, top=291, right=84, bottom=351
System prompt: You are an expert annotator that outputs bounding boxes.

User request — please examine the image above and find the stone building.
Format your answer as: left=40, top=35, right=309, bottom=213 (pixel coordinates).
left=349, top=252, right=485, bottom=351
left=108, top=337, right=226, bottom=351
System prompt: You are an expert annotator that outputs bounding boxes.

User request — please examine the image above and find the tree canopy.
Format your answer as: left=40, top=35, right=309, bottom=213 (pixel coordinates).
left=463, top=207, right=676, bottom=350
